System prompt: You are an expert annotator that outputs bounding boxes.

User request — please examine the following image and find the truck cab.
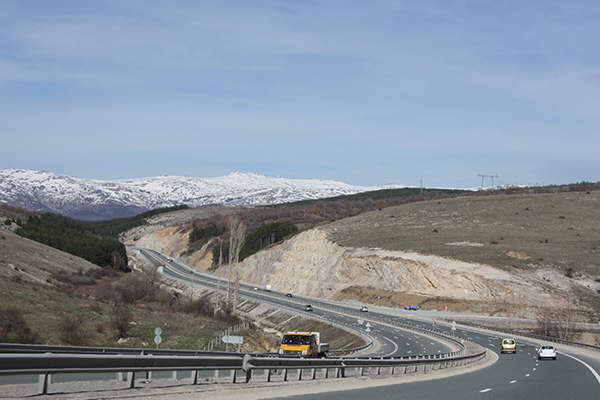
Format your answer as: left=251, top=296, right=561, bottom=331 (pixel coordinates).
left=279, top=331, right=329, bottom=358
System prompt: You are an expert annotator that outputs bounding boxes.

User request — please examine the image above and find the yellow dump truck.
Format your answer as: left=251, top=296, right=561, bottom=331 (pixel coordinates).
left=278, top=331, right=329, bottom=358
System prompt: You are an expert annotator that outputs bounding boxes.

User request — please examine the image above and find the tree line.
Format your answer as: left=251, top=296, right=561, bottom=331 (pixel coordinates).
left=212, top=221, right=298, bottom=265
left=16, top=214, right=129, bottom=271
left=82, top=205, right=188, bottom=237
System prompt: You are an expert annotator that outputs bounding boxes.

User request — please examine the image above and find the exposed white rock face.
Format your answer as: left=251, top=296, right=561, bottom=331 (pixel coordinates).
left=0, top=169, right=389, bottom=219
left=215, top=229, right=568, bottom=309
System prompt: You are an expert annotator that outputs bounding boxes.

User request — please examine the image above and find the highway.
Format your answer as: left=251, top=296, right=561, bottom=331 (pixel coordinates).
left=141, top=249, right=452, bottom=358
left=144, top=249, right=600, bottom=399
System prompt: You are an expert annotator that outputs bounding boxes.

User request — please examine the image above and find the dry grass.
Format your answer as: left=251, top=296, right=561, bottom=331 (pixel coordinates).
left=0, top=230, right=101, bottom=283
left=325, top=191, right=600, bottom=277
left=335, top=286, right=508, bottom=314
left=0, top=273, right=264, bottom=349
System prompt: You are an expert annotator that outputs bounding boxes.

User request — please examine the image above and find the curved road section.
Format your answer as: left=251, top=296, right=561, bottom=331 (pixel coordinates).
left=141, top=249, right=452, bottom=358
left=142, top=249, right=600, bottom=399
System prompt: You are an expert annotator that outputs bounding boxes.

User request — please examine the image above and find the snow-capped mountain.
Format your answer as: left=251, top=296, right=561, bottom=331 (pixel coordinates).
left=0, top=169, right=387, bottom=220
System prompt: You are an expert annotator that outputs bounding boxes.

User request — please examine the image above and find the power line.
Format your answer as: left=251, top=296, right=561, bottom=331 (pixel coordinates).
left=477, top=174, right=499, bottom=188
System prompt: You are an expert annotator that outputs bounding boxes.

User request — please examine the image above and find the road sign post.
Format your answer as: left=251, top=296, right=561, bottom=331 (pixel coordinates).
left=222, top=335, right=243, bottom=352
left=154, top=327, right=162, bottom=349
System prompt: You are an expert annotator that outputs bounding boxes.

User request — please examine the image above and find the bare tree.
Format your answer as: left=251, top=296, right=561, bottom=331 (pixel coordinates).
left=226, top=217, right=246, bottom=308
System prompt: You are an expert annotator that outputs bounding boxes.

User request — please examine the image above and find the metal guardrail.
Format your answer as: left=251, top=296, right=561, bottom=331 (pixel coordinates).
left=446, top=320, right=600, bottom=352
left=0, top=343, right=246, bottom=357
left=0, top=349, right=487, bottom=395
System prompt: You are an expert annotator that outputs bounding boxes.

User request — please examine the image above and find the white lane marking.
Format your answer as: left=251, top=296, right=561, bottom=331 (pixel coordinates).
left=525, top=374, right=530, bottom=377
left=408, top=350, right=412, bottom=353
left=479, top=388, right=492, bottom=393
left=559, top=352, right=600, bottom=385
left=533, top=368, right=536, bottom=371
left=509, top=380, right=517, bottom=384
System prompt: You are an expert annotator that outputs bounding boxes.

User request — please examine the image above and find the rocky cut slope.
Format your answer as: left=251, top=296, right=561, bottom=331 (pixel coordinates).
left=0, top=169, right=385, bottom=220
left=207, top=191, right=600, bottom=320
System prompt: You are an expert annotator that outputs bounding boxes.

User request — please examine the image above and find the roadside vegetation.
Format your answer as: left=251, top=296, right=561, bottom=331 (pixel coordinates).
left=0, top=267, right=264, bottom=349
left=210, top=221, right=298, bottom=265
left=12, top=206, right=187, bottom=273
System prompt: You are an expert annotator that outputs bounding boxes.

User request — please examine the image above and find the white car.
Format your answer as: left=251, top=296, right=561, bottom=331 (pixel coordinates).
left=538, top=345, right=557, bottom=360
left=360, top=306, right=369, bottom=312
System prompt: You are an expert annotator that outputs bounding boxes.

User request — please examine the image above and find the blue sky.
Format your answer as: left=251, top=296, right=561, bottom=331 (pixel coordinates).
left=1, top=1, right=599, bottom=187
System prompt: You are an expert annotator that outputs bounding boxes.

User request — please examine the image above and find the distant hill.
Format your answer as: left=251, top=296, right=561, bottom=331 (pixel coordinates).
left=0, top=169, right=395, bottom=220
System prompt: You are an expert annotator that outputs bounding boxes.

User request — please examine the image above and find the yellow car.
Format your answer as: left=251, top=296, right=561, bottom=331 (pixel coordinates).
left=501, top=338, right=517, bottom=354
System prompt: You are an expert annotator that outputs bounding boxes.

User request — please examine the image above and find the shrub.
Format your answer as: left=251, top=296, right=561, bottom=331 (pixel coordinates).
left=565, top=267, right=575, bottom=279
left=0, top=307, right=39, bottom=343
left=3, top=219, right=11, bottom=226
left=113, top=273, right=157, bottom=304
left=111, top=305, right=132, bottom=339
left=59, top=315, right=88, bottom=345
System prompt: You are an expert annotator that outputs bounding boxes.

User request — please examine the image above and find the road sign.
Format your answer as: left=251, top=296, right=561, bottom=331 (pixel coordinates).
left=161, top=248, right=164, bottom=253
left=357, top=319, right=364, bottom=325
left=154, top=327, right=162, bottom=348
left=222, top=335, right=244, bottom=344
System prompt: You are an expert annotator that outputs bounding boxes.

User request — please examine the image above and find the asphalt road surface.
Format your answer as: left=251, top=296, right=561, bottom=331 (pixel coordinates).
left=144, top=249, right=600, bottom=399
left=142, top=249, right=451, bottom=358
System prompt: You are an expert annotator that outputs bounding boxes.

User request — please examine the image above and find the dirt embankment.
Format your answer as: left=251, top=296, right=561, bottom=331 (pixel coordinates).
left=207, top=229, right=597, bottom=320
left=122, top=206, right=240, bottom=270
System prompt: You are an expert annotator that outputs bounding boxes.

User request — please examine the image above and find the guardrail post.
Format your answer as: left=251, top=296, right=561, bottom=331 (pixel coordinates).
left=232, top=369, right=237, bottom=383
left=391, top=366, right=395, bottom=375
left=377, top=366, right=381, bottom=375
left=214, top=369, right=219, bottom=379
left=128, top=372, right=135, bottom=389
left=38, top=373, right=49, bottom=395
left=266, top=369, right=272, bottom=382
left=360, top=367, right=364, bottom=376
left=312, top=368, right=316, bottom=380
left=172, top=370, right=178, bottom=380
left=245, top=369, right=252, bottom=383
left=193, top=370, right=199, bottom=385
left=283, top=369, right=288, bottom=381
left=324, top=368, right=329, bottom=379
left=298, top=368, right=303, bottom=381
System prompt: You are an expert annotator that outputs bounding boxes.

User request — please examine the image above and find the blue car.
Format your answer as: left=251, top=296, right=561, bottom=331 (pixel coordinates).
left=405, top=305, right=420, bottom=311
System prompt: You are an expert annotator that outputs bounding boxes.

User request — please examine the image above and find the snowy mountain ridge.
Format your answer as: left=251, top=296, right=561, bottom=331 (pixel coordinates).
left=0, top=169, right=393, bottom=220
